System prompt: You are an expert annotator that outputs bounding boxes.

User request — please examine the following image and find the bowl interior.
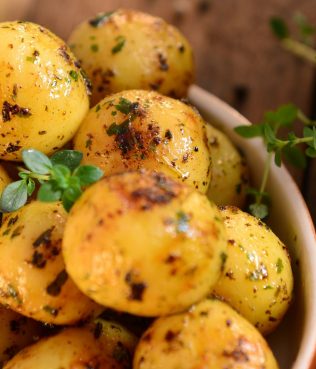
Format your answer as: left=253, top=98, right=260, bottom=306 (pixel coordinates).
left=189, top=85, right=316, bottom=369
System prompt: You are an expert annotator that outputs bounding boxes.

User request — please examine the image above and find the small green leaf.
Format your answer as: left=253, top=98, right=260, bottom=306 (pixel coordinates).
left=112, top=36, right=126, bottom=54
left=22, top=149, right=52, bottom=174
left=37, top=182, right=61, bottom=202
left=249, top=203, right=269, bottom=220
left=69, top=70, right=78, bottom=82
left=234, top=124, right=263, bottom=138
left=246, top=187, right=270, bottom=201
left=51, top=165, right=71, bottom=189
left=26, top=178, right=35, bottom=196
left=304, top=126, right=316, bottom=148
left=264, top=104, right=298, bottom=128
left=283, top=145, right=307, bottom=169
left=18, top=172, right=30, bottom=180
left=89, top=11, right=115, bottom=28
left=73, top=166, right=103, bottom=186
left=263, top=123, right=277, bottom=145
left=62, top=185, right=82, bottom=211
left=293, top=12, right=316, bottom=43
left=274, top=149, right=282, bottom=167
left=306, top=147, right=316, bottom=158
left=106, top=120, right=130, bottom=136
left=50, top=150, right=83, bottom=171
left=270, top=17, right=289, bottom=39
left=0, top=180, right=28, bottom=212
left=114, top=97, right=133, bottom=114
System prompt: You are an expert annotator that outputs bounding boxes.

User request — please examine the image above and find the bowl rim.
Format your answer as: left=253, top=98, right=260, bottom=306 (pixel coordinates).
left=188, top=84, right=316, bottom=369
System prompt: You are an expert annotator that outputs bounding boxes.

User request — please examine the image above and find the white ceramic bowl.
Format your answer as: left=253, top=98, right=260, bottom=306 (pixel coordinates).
left=189, top=85, right=316, bottom=369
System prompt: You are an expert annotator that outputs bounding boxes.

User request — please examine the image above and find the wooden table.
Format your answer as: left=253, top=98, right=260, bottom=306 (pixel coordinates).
left=1, top=0, right=315, bottom=222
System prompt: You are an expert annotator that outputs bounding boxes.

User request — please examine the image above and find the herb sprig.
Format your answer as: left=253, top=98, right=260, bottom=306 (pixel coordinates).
left=270, top=13, right=316, bottom=64
left=235, top=104, right=316, bottom=219
left=0, top=149, right=103, bottom=213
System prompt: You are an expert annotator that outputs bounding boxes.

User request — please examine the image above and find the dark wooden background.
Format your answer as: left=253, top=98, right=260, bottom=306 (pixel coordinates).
left=1, top=0, right=315, bottom=222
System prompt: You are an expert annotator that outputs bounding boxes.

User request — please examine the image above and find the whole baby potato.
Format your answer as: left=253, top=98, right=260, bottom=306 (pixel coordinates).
left=133, top=298, right=279, bottom=369
left=3, top=320, right=137, bottom=369
left=213, top=206, right=294, bottom=335
left=63, top=170, right=227, bottom=316
left=0, top=201, right=98, bottom=325
left=74, top=90, right=211, bottom=193
left=0, top=21, right=89, bottom=160
left=0, top=306, right=43, bottom=366
left=0, top=164, right=11, bottom=193
left=68, top=9, right=194, bottom=105
left=206, top=124, right=249, bottom=207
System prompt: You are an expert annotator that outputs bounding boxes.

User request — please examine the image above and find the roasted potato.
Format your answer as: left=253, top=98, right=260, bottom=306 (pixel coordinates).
left=0, top=21, right=89, bottom=160
left=68, top=9, right=194, bottom=105
left=213, top=206, right=293, bottom=335
left=0, top=201, right=98, bottom=324
left=3, top=320, right=137, bottom=369
left=0, top=164, right=11, bottom=193
left=74, top=90, right=211, bottom=193
left=206, top=124, right=249, bottom=207
left=63, top=170, right=227, bottom=316
left=134, top=298, right=279, bottom=369
left=0, top=306, right=43, bottom=366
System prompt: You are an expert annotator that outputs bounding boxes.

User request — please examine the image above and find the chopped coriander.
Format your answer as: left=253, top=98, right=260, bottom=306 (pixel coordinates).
left=89, top=11, right=115, bottom=28
left=112, top=36, right=126, bottom=54
left=106, top=120, right=130, bottom=136
left=276, top=258, right=284, bottom=273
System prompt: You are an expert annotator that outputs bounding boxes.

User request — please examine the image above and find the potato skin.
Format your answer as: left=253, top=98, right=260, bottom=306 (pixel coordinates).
left=0, top=164, right=11, bottom=193
left=74, top=90, right=211, bottom=193
left=213, top=206, right=293, bottom=335
left=68, top=9, right=194, bottom=105
left=206, top=124, right=249, bottom=207
left=0, top=306, right=43, bottom=366
left=63, top=170, right=227, bottom=316
left=134, top=298, right=279, bottom=369
left=0, top=21, right=89, bottom=160
left=3, top=320, right=137, bottom=369
left=0, top=201, right=98, bottom=325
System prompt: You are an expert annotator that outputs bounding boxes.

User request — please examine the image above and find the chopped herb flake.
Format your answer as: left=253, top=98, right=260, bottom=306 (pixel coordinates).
left=112, top=36, right=126, bottom=54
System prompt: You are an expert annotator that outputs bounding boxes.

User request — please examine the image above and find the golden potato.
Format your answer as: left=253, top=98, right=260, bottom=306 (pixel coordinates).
left=0, top=306, right=43, bottom=366
left=3, top=320, right=137, bottom=369
left=68, top=9, right=194, bottom=105
left=213, top=206, right=293, bottom=335
left=134, top=298, right=279, bottom=369
left=0, top=21, right=89, bottom=160
left=63, top=170, right=227, bottom=316
left=0, top=164, right=11, bottom=194
left=0, top=201, right=98, bottom=324
left=74, top=90, right=211, bottom=193
left=206, top=124, right=249, bottom=207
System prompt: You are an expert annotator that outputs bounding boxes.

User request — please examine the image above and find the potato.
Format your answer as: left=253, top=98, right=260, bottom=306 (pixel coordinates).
left=68, top=9, right=194, bottom=105
left=206, top=124, right=249, bottom=207
left=0, top=21, right=89, bottom=161
left=0, top=164, right=11, bottom=193
left=74, top=90, right=211, bottom=193
left=0, top=201, right=98, bottom=325
left=0, top=306, right=43, bottom=366
left=3, top=320, right=137, bottom=369
left=63, top=170, right=227, bottom=316
left=134, top=298, right=279, bottom=369
left=213, top=206, right=293, bottom=335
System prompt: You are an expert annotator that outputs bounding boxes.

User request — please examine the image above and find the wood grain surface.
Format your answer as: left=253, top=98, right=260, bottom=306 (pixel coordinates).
left=1, top=0, right=315, bottom=221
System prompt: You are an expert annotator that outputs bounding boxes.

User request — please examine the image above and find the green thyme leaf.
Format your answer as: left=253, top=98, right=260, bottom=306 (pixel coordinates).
left=73, top=166, right=104, bottom=186
left=37, top=182, right=62, bottom=202
left=89, top=11, right=114, bottom=28
left=306, top=147, right=316, bottom=158
left=50, top=150, right=83, bottom=171
left=274, top=149, right=282, bottom=167
left=283, top=145, right=307, bottom=169
left=69, top=70, right=78, bottom=81
left=106, top=120, right=130, bottom=136
left=270, top=17, right=289, bottom=39
left=293, top=13, right=316, bottom=43
left=0, top=180, right=28, bottom=212
left=112, top=35, right=126, bottom=54
left=249, top=203, right=269, bottom=220
left=51, top=165, right=71, bottom=189
left=22, top=149, right=52, bottom=174
left=264, top=104, right=298, bottom=128
left=26, top=178, right=35, bottom=196
left=234, top=124, right=263, bottom=138
left=114, top=97, right=133, bottom=114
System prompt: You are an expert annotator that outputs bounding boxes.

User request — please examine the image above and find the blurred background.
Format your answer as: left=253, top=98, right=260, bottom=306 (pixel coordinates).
left=1, top=0, right=315, bottom=221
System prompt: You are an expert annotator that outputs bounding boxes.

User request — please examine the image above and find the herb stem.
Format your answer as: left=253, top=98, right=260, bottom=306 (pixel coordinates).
left=257, top=152, right=273, bottom=204
left=297, top=110, right=316, bottom=126
left=281, top=38, right=316, bottom=65
left=28, top=173, right=50, bottom=181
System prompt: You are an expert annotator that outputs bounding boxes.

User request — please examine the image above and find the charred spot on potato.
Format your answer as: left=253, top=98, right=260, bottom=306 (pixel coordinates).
left=112, top=341, right=132, bottom=367
left=2, top=101, right=31, bottom=122
left=46, top=270, right=68, bottom=296
left=164, top=330, right=180, bottom=342
left=125, top=272, right=147, bottom=301
left=157, top=53, right=169, bottom=71
left=6, top=143, right=22, bottom=154
left=33, top=227, right=54, bottom=248
left=58, top=45, right=72, bottom=64
left=93, top=322, right=103, bottom=339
